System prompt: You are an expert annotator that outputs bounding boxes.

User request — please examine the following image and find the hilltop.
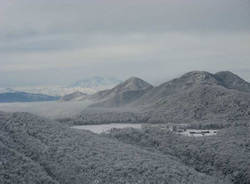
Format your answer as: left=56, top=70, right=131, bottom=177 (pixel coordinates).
left=89, top=77, right=153, bottom=107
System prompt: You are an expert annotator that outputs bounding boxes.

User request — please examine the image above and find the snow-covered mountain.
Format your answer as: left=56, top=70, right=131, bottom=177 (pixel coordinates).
left=0, top=77, right=122, bottom=97
left=89, top=77, right=153, bottom=107
left=17, top=86, right=96, bottom=96
left=0, top=86, right=96, bottom=96
left=73, top=71, right=250, bottom=125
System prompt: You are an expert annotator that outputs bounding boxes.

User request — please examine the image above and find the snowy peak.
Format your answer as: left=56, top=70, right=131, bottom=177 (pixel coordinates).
left=132, top=70, right=250, bottom=108
left=177, top=71, right=219, bottom=85
left=89, top=77, right=153, bottom=107
left=113, top=77, right=153, bottom=93
left=178, top=70, right=250, bottom=91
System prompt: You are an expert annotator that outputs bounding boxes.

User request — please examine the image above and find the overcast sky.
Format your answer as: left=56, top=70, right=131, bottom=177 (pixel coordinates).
left=0, top=0, right=250, bottom=87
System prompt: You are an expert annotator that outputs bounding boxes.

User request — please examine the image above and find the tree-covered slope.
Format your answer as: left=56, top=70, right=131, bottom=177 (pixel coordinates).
left=0, top=112, right=225, bottom=184
left=107, top=125, right=250, bottom=184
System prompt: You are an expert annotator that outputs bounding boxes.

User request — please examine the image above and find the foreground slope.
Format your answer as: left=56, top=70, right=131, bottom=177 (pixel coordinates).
left=0, top=112, right=225, bottom=184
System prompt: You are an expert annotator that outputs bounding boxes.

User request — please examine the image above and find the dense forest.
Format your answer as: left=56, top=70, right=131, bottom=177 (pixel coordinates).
left=106, top=124, right=250, bottom=184
left=0, top=112, right=227, bottom=184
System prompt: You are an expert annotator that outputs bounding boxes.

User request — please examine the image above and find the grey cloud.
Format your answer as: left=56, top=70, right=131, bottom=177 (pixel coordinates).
left=1, top=0, right=250, bottom=37
left=0, top=0, right=250, bottom=87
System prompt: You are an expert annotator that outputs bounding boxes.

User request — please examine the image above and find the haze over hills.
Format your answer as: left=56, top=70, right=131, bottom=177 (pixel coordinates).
left=70, top=71, right=250, bottom=125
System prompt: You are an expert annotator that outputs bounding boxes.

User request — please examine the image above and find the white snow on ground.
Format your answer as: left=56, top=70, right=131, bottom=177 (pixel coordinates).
left=178, top=129, right=218, bottom=137
left=73, top=123, right=218, bottom=136
left=72, top=123, right=142, bottom=134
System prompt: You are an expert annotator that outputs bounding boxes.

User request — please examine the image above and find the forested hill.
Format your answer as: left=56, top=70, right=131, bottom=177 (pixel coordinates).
left=0, top=111, right=227, bottom=184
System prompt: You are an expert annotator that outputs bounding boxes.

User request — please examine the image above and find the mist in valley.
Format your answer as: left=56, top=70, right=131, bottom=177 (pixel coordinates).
left=0, top=100, right=93, bottom=119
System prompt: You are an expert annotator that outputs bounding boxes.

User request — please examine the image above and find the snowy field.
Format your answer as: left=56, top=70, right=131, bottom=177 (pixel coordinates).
left=72, top=123, right=142, bottom=134
left=178, top=129, right=218, bottom=137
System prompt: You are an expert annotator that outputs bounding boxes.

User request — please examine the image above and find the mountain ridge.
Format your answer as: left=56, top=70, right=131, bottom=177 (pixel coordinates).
left=73, top=71, right=250, bottom=124
left=133, top=70, right=250, bottom=106
left=132, top=71, right=250, bottom=123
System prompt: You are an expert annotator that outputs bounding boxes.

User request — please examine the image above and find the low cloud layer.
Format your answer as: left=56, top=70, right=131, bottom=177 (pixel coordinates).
left=0, top=0, right=250, bottom=87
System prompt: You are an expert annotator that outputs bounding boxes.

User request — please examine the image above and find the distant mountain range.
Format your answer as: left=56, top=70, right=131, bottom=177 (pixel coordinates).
left=0, top=77, right=122, bottom=97
left=69, top=71, right=250, bottom=125
left=0, top=91, right=60, bottom=103
left=0, top=86, right=97, bottom=97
